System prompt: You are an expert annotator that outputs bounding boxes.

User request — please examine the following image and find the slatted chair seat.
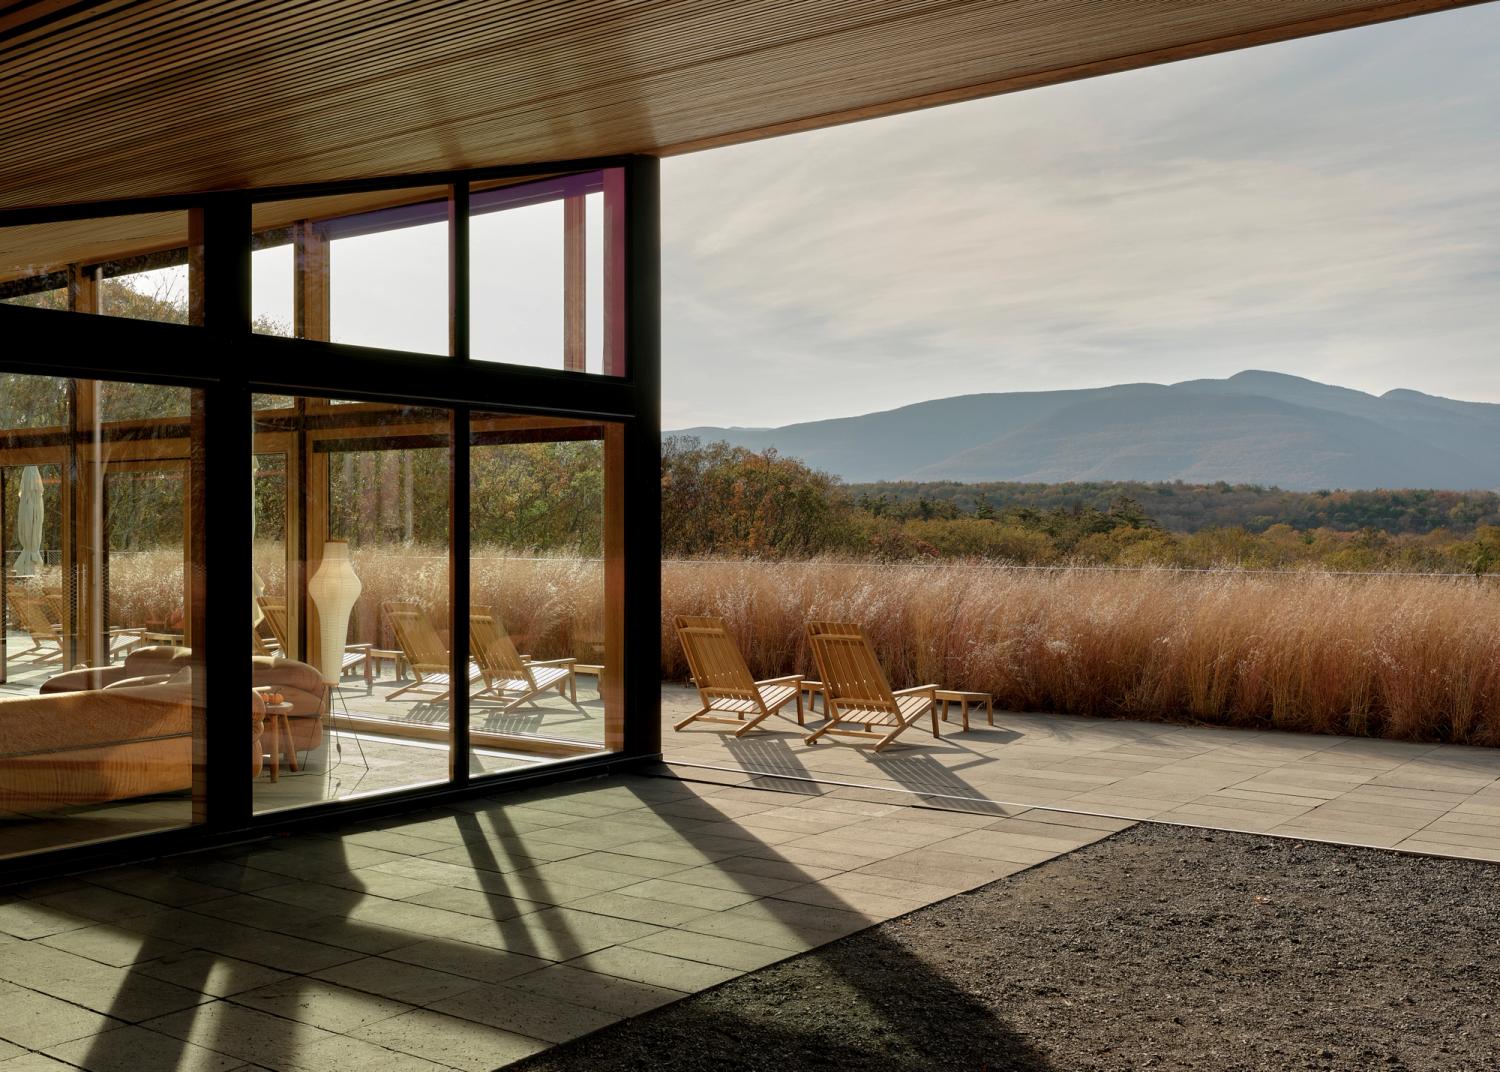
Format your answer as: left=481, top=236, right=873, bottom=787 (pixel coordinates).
left=470, top=607, right=579, bottom=713
left=674, top=615, right=802, bottom=737
left=383, top=601, right=479, bottom=702
left=805, top=621, right=938, bottom=752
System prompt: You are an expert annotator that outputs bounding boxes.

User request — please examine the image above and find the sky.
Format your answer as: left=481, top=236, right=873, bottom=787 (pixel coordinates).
left=660, top=3, right=1500, bottom=429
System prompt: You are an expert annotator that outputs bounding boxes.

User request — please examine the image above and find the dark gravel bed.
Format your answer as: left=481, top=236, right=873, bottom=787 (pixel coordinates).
left=511, top=822, right=1500, bottom=1072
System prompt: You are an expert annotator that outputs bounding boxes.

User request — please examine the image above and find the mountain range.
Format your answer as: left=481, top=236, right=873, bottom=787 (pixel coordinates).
left=668, top=371, right=1500, bottom=490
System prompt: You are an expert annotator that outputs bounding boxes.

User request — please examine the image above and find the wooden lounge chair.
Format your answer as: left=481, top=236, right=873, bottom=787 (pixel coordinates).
left=10, top=594, right=65, bottom=663
left=470, top=606, right=579, bottom=712
left=805, top=620, right=938, bottom=752
left=260, top=596, right=370, bottom=685
left=381, top=600, right=478, bottom=701
left=673, top=615, right=803, bottom=736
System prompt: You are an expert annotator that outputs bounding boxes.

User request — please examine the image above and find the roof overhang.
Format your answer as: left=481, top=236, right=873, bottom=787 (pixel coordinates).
left=0, top=0, right=1484, bottom=215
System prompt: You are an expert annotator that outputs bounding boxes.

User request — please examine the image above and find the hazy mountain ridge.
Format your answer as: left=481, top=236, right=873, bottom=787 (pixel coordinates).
left=668, top=371, right=1500, bottom=490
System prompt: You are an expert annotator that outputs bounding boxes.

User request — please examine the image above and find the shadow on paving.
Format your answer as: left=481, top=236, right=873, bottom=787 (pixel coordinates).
left=509, top=926, right=1055, bottom=1072
left=0, top=766, right=1062, bottom=1071
left=512, top=823, right=1500, bottom=1072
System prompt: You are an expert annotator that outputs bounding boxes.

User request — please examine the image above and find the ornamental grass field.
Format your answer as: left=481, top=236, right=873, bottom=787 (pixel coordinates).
left=60, top=548, right=1500, bottom=746
left=662, top=558, right=1500, bottom=746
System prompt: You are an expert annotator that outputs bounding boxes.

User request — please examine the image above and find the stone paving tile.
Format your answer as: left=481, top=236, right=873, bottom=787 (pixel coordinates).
left=565, top=946, right=740, bottom=992
left=36, top=923, right=186, bottom=969
left=401, top=884, right=547, bottom=920
left=275, top=1032, right=456, bottom=1072
left=623, top=929, right=790, bottom=972
left=0, top=901, right=92, bottom=941
left=382, top=939, right=548, bottom=984
left=43, top=1024, right=244, bottom=1072
left=611, top=876, right=760, bottom=911
left=79, top=870, right=229, bottom=908
left=505, top=963, right=679, bottom=1017
left=353, top=1007, right=549, bottom=1071
left=563, top=891, right=715, bottom=927
left=143, top=999, right=337, bottom=1070
left=0, top=1054, right=75, bottom=1071
left=26, top=887, right=175, bottom=927
left=0, top=986, right=125, bottom=1050
left=230, top=977, right=410, bottom=1033
left=429, top=984, right=618, bottom=1043
left=311, top=955, right=485, bottom=1006
left=132, top=950, right=291, bottom=998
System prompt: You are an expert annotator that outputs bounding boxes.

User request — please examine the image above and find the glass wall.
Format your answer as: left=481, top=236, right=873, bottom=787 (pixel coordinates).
left=251, top=396, right=453, bottom=813
left=251, top=189, right=450, bottom=353
left=471, top=170, right=625, bottom=375
left=468, top=413, right=622, bottom=774
left=0, top=373, right=204, bottom=859
left=0, top=157, right=649, bottom=865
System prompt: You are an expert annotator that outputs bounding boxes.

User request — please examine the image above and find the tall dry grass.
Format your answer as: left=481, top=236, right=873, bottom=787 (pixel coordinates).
left=81, top=544, right=605, bottom=662
left=661, top=559, right=1500, bottom=746
left=88, top=549, right=1500, bottom=744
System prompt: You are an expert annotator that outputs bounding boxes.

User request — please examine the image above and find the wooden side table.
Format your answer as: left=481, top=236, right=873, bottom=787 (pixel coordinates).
left=262, top=701, right=296, bottom=781
left=933, top=689, right=993, bottom=731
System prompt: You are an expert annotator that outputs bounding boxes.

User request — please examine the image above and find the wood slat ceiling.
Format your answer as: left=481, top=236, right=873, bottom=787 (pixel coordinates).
left=0, top=0, right=1482, bottom=244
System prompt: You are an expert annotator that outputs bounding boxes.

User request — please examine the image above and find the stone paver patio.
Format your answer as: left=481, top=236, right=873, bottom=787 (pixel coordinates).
left=0, top=772, right=1127, bottom=1071
left=662, top=684, right=1500, bottom=862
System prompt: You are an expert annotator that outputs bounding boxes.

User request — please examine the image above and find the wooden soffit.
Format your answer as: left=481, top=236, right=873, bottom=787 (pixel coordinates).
left=0, top=0, right=1484, bottom=215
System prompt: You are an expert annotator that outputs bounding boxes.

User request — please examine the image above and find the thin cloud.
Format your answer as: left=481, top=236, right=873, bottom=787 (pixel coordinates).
left=662, top=4, right=1500, bottom=428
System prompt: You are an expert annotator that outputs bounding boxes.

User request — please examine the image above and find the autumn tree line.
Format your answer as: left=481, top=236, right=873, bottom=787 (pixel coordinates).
left=661, top=437, right=1500, bottom=574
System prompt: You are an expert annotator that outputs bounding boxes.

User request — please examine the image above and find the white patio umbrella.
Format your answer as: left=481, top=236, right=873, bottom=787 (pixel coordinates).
left=14, top=465, right=45, bottom=576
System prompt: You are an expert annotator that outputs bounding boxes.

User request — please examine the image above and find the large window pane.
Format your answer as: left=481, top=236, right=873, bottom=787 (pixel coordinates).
left=252, top=396, right=453, bottom=813
left=468, top=413, right=622, bottom=775
left=250, top=189, right=449, bottom=353
left=471, top=170, right=625, bottom=375
left=2, top=374, right=202, bottom=859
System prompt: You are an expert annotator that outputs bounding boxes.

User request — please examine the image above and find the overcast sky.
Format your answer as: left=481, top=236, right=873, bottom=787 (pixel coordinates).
left=660, top=3, right=1500, bottom=429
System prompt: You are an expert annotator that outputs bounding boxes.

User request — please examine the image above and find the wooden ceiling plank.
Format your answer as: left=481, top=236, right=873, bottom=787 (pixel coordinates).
left=0, top=0, right=1483, bottom=218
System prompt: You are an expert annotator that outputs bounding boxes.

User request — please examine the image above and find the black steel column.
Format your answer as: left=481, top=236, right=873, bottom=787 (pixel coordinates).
left=448, top=183, right=472, bottom=785
left=622, top=155, right=661, bottom=759
left=194, top=194, right=253, bottom=829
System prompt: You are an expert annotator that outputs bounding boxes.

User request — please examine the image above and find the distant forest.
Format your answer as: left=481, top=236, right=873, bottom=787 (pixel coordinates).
left=845, top=480, right=1500, bottom=536
left=663, top=438, right=1500, bottom=573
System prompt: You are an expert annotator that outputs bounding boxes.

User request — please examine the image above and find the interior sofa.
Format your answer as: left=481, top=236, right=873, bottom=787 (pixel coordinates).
left=0, top=647, right=324, bottom=813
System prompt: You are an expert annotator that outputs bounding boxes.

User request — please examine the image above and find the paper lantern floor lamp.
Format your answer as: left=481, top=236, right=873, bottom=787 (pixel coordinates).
left=307, top=541, right=362, bottom=686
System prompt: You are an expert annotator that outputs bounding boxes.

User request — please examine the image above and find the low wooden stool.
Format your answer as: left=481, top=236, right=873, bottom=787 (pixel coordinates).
left=933, top=689, right=993, bottom=731
left=801, top=680, right=826, bottom=714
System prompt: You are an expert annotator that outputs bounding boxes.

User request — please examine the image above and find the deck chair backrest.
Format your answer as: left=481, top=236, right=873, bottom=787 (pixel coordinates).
left=470, top=607, right=530, bottom=684
left=383, top=601, right=449, bottom=672
left=808, top=625, right=898, bottom=712
left=675, top=615, right=758, bottom=699
left=12, top=595, right=59, bottom=642
left=258, top=598, right=290, bottom=651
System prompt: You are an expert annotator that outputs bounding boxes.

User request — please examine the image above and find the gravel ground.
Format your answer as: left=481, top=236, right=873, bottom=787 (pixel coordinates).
left=512, top=822, right=1500, bottom=1072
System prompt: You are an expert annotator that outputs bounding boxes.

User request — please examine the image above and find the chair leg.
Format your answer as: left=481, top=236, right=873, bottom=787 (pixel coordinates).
left=795, top=690, right=804, bottom=726
left=804, top=719, right=837, bottom=745
left=731, top=707, right=774, bottom=737
left=386, top=679, right=422, bottom=700
left=673, top=706, right=710, bottom=731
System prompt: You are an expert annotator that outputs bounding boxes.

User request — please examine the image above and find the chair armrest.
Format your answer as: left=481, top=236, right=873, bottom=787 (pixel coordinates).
left=893, top=684, right=940, bottom=697
left=344, top=643, right=373, bottom=653
left=527, top=657, right=577, bottom=668
left=757, top=675, right=803, bottom=687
